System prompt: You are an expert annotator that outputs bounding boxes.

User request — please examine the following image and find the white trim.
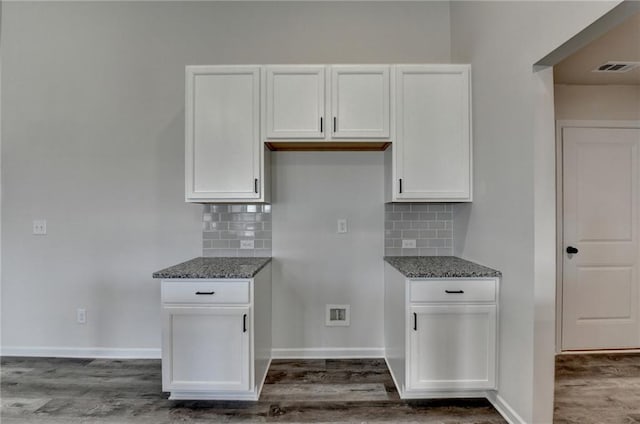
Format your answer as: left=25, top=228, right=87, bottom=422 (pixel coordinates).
left=168, top=390, right=258, bottom=401
left=558, top=348, right=640, bottom=355
left=271, top=347, right=384, bottom=359
left=486, top=392, right=527, bottom=424
left=1, top=346, right=161, bottom=359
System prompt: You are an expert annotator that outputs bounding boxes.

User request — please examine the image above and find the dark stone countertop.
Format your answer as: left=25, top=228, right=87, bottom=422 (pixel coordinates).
left=153, top=257, right=272, bottom=279
left=384, top=256, right=501, bottom=279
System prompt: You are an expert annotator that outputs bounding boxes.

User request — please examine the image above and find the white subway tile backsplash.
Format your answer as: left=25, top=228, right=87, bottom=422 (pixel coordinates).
left=384, top=202, right=454, bottom=257
left=203, top=204, right=272, bottom=257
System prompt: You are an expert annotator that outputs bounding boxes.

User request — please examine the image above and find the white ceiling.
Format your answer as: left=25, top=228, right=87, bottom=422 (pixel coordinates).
left=554, top=12, right=640, bottom=86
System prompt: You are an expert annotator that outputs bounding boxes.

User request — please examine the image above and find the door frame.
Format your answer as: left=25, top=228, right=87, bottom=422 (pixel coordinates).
left=555, top=120, right=640, bottom=353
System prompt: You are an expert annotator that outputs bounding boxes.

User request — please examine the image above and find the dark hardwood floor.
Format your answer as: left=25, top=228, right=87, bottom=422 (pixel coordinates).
left=553, top=353, right=640, bottom=424
left=1, top=357, right=505, bottom=423
left=3, top=353, right=639, bottom=423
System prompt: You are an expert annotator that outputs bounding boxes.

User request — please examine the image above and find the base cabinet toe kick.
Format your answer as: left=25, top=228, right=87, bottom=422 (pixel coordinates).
left=159, top=263, right=272, bottom=401
left=383, top=261, right=500, bottom=400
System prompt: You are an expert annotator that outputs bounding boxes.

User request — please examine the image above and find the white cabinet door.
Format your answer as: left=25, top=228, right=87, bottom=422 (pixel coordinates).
left=395, top=65, right=471, bottom=201
left=185, top=66, right=261, bottom=202
left=331, top=66, right=390, bottom=138
left=162, top=306, right=251, bottom=392
left=408, top=304, right=496, bottom=391
left=266, top=66, right=325, bottom=139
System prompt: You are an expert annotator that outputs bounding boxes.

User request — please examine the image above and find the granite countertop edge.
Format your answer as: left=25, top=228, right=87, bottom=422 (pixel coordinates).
left=384, top=256, right=502, bottom=279
left=152, top=257, right=272, bottom=279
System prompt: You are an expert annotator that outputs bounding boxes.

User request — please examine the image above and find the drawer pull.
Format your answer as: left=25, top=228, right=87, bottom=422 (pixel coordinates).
left=413, top=312, right=417, bottom=331
left=195, top=291, right=215, bottom=295
left=243, top=314, right=247, bottom=333
left=445, top=290, right=464, bottom=294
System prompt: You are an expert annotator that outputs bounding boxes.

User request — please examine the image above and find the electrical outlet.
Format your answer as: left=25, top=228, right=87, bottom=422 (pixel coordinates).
left=337, top=219, right=348, bottom=233
left=402, top=239, right=416, bottom=248
left=32, top=220, right=47, bottom=235
left=240, top=240, right=254, bottom=249
left=76, top=308, right=87, bottom=324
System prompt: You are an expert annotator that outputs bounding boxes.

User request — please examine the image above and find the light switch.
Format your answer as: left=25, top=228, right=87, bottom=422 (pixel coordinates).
left=337, top=219, right=348, bottom=233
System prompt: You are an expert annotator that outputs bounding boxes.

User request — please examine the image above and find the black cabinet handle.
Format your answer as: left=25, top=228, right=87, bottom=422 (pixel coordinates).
left=566, top=246, right=579, bottom=254
left=243, top=314, right=247, bottom=333
left=399, top=179, right=403, bottom=194
left=333, top=117, right=337, bottom=132
left=254, top=178, right=259, bottom=194
left=445, top=290, right=464, bottom=294
left=320, top=117, right=323, bottom=133
left=413, top=312, right=417, bottom=331
left=195, top=291, right=215, bottom=295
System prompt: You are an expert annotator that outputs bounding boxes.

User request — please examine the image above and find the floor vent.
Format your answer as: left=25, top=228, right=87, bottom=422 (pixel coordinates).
left=592, top=61, right=640, bottom=73
left=326, top=304, right=350, bottom=327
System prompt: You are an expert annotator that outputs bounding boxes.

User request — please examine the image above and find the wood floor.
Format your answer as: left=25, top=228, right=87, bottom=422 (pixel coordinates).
left=2, top=353, right=639, bottom=423
left=553, top=353, right=640, bottom=424
left=1, top=357, right=505, bottom=423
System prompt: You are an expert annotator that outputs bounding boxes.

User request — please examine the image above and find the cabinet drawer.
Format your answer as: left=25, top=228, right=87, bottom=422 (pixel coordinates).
left=409, top=279, right=496, bottom=303
left=162, top=281, right=250, bottom=304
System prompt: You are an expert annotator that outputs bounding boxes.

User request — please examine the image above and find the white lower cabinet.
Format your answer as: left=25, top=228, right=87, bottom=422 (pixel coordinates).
left=408, top=304, right=496, bottom=391
left=384, top=262, right=498, bottom=399
left=160, top=264, right=272, bottom=400
left=163, top=306, right=251, bottom=393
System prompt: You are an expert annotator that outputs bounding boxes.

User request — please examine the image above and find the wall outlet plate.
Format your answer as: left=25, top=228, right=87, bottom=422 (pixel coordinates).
left=402, top=239, right=416, bottom=248
left=76, top=308, right=87, bottom=324
left=32, top=220, right=47, bottom=235
left=337, top=219, right=348, bottom=233
left=240, top=240, right=255, bottom=249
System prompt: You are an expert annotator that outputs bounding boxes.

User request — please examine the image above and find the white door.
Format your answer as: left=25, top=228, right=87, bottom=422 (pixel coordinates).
left=394, top=65, right=471, bottom=201
left=265, top=66, right=325, bottom=139
left=162, top=306, right=251, bottom=392
left=331, top=66, right=390, bottom=139
left=562, top=126, right=640, bottom=350
left=408, top=304, right=496, bottom=391
left=185, top=66, right=261, bottom=202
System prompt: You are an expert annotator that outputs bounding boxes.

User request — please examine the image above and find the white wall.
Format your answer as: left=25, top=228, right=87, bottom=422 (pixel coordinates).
left=450, top=1, right=622, bottom=423
left=1, top=1, right=451, bottom=354
left=555, top=84, right=640, bottom=120
left=271, top=152, right=384, bottom=355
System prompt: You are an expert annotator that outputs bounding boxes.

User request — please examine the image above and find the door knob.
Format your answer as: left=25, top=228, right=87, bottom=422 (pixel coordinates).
left=566, top=246, right=579, bottom=254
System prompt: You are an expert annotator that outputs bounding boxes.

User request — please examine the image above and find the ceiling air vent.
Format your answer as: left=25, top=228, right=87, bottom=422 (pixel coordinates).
left=593, top=61, right=640, bottom=73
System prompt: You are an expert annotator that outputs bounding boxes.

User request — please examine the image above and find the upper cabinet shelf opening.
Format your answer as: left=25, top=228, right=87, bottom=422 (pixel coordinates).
left=185, top=64, right=472, bottom=203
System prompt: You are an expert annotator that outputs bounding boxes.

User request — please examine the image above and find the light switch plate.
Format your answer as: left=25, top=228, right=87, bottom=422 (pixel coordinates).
left=402, top=239, right=416, bottom=248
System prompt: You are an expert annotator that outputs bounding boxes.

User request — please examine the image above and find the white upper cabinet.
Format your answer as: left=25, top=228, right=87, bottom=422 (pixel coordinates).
left=265, top=65, right=390, bottom=141
left=265, top=66, right=325, bottom=139
left=185, top=66, right=267, bottom=203
left=392, top=65, right=472, bottom=202
left=331, top=66, right=390, bottom=139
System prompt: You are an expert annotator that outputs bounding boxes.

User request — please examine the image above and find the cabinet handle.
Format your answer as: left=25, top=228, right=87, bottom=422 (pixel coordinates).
left=333, top=117, right=337, bottom=133
left=320, top=117, right=323, bottom=133
left=254, top=178, right=259, bottom=194
left=243, top=314, right=247, bottom=333
left=399, top=179, right=403, bottom=194
left=413, top=312, right=417, bottom=331
left=445, top=290, right=465, bottom=294
left=195, top=291, right=215, bottom=295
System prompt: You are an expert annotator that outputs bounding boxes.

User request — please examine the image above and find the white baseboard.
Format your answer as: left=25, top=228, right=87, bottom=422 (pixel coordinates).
left=487, top=392, right=527, bottom=424
left=558, top=349, right=640, bottom=355
left=1, top=346, right=161, bottom=359
left=271, top=347, right=384, bottom=359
